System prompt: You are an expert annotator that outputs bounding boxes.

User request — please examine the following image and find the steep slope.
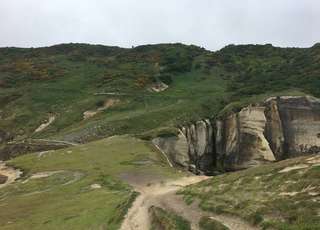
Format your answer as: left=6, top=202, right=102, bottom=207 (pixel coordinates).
left=0, top=43, right=228, bottom=158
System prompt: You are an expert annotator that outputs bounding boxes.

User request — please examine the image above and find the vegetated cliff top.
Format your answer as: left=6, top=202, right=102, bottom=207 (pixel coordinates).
left=0, top=42, right=319, bottom=144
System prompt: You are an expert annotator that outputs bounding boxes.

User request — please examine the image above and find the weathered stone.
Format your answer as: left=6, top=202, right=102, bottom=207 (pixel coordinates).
left=152, top=131, right=189, bottom=167
left=152, top=95, right=320, bottom=173
left=264, top=98, right=285, bottom=160
left=276, top=96, right=320, bottom=157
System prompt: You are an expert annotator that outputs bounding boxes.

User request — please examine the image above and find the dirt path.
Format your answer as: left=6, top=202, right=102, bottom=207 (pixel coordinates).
left=120, top=175, right=259, bottom=230
left=0, top=161, right=22, bottom=189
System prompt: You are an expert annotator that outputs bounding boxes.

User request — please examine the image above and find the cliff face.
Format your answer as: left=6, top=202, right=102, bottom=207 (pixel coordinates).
left=274, top=96, right=320, bottom=156
left=152, top=120, right=214, bottom=173
left=153, top=96, right=320, bottom=173
left=216, top=105, right=276, bottom=170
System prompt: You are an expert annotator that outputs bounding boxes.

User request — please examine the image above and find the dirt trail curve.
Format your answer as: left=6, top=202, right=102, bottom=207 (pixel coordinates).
left=120, top=175, right=259, bottom=230
left=0, top=161, right=22, bottom=189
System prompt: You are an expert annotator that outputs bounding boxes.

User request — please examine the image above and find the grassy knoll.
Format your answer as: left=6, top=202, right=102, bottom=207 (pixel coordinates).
left=179, top=155, right=320, bottom=230
left=0, top=135, right=182, bottom=229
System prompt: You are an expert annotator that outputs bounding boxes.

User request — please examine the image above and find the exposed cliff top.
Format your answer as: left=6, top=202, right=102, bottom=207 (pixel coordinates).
left=264, top=95, right=320, bottom=103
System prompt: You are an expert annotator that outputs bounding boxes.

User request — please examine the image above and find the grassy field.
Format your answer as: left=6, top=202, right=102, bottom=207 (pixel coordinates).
left=0, top=135, right=182, bottom=230
left=179, top=155, right=320, bottom=230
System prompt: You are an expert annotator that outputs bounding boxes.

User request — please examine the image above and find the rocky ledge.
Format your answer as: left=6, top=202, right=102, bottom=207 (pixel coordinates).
left=153, top=96, right=320, bottom=174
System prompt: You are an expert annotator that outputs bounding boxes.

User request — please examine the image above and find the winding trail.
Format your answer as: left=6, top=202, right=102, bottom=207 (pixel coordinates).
left=120, top=175, right=259, bottom=230
left=0, top=161, right=22, bottom=189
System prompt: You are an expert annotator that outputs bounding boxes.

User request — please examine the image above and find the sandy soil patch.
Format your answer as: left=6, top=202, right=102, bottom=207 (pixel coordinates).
left=148, top=82, right=169, bottom=92
left=35, top=114, right=55, bottom=133
left=0, top=161, right=22, bottom=189
left=279, top=192, right=299, bottom=197
left=90, top=184, right=102, bottom=189
left=83, top=111, right=98, bottom=120
left=83, top=98, right=121, bottom=120
left=307, top=155, right=320, bottom=164
left=279, top=164, right=309, bottom=173
left=30, top=171, right=64, bottom=179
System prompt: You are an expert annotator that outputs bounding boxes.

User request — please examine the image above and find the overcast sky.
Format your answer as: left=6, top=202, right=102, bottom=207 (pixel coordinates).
left=0, top=0, right=319, bottom=51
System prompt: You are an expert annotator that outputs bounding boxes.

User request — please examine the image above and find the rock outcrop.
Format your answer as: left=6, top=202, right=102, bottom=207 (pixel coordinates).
left=216, top=105, right=276, bottom=170
left=270, top=96, right=320, bottom=157
left=153, top=120, right=214, bottom=174
left=153, top=96, right=320, bottom=173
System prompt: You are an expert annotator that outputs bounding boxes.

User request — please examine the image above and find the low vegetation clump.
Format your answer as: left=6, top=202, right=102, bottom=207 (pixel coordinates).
left=179, top=155, right=320, bottom=229
left=199, top=216, right=229, bottom=230
left=149, top=206, right=191, bottom=230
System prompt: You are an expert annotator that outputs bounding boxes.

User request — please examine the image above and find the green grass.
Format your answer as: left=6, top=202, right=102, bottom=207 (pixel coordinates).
left=199, top=216, right=229, bottom=230
left=2, top=42, right=318, bottom=149
left=0, top=135, right=182, bottom=229
left=149, top=206, right=191, bottom=230
left=48, top=70, right=228, bottom=142
left=179, top=156, right=320, bottom=229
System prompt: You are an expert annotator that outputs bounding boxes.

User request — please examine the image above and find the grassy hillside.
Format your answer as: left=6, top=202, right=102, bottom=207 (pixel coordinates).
left=179, top=155, right=320, bottom=230
left=0, top=135, right=182, bottom=229
left=0, top=42, right=319, bottom=154
left=0, top=43, right=227, bottom=144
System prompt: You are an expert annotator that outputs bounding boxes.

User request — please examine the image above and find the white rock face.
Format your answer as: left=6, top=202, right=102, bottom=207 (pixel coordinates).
left=153, top=120, right=214, bottom=173
left=239, top=106, right=275, bottom=161
left=264, top=99, right=284, bottom=159
left=153, top=96, right=320, bottom=173
left=276, top=96, right=320, bottom=156
left=152, top=131, right=189, bottom=167
left=216, top=105, right=276, bottom=170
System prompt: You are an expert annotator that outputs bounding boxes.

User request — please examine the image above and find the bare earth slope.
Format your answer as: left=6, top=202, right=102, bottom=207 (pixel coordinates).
left=121, top=174, right=259, bottom=230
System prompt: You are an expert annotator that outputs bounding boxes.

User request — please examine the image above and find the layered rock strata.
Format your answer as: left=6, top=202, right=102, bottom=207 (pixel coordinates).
left=153, top=96, right=320, bottom=173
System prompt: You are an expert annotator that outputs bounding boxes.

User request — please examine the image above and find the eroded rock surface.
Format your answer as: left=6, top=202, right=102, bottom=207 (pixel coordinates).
left=153, top=96, right=320, bottom=173
left=274, top=96, right=320, bottom=157
left=217, top=105, right=275, bottom=170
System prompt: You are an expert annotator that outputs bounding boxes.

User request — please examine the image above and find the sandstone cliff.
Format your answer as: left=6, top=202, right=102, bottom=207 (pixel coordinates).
left=153, top=96, right=320, bottom=173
